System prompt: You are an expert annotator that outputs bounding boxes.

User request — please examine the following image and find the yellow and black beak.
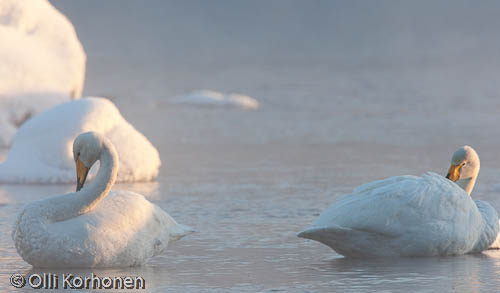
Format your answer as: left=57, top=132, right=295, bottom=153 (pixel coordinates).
left=446, top=164, right=461, bottom=182
left=76, top=157, right=89, bottom=192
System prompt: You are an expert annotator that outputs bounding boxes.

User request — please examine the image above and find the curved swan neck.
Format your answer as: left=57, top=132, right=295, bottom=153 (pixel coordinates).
left=78, top=139, right=118, bottom=213
left=49, top=139, right=118, bottom=222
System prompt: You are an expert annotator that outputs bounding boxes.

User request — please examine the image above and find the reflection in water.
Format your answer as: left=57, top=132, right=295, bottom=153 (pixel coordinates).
left=301, top=255, right=500, bottom=291
left=0, top=190, right=8, bottom=206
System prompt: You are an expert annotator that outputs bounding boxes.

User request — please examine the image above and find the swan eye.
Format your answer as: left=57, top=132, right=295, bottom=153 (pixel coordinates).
left=77, top=152, right=81, bottom=157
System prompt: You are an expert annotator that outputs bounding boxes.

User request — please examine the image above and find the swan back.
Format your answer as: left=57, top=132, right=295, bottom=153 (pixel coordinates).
left=301, top=173, right=498, bottom=257
left=13, top=190, right=192, bottom=267
left=0, top=98, right=160, bottom=183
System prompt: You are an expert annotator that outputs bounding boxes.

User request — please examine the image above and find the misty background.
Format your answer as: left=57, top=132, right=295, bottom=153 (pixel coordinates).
left=52, top=0, right=500, bottom=98
left=49, top=0, right=500, bottom=184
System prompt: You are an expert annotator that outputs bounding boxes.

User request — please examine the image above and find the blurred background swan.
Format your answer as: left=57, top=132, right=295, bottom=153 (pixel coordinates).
left=0, top=97, right=160, bottom=183
left=172, top=90, right=260, bottom=110
left=0, top=0, right=86, bottom=147
left=299, top=146, right=499, bottom=257
left=12, top=132, right=191, bottom=268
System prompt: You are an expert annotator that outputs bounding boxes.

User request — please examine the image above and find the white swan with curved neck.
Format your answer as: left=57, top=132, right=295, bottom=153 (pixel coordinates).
left=12, top=132, right=192, bottom=267
left=298, top=146, right=499, bottom=257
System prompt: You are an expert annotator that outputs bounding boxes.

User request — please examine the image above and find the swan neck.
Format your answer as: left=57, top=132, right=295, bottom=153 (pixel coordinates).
left=457, top=175, right=477, bottom=196
left=49, top=140, right=118, bottom=222
left=79, top=141, right=118, bottom=213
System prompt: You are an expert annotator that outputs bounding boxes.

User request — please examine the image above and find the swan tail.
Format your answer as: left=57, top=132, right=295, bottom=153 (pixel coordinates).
left=298, top=225, right=397, bottom=257
left=297, top=225, right=352, bottom=243
left=489, top=220, right=500, bottom=250
left=169, top=224, right=195, bottom=241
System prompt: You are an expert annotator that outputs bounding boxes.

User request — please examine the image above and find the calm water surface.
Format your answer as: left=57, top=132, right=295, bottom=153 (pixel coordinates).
left=2, top=1, right=500, bottom=291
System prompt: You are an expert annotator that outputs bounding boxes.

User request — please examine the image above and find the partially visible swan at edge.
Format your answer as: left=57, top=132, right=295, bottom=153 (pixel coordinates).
left=298, top=146, right=499, bottom=257
left=0, top=97, right=161, bottom=183
left=0, top=0, right=86, bottom=147
left=12, top=132, right=192, bottom=267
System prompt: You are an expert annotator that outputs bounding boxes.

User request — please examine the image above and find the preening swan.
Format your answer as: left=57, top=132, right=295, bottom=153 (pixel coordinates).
left=12, top=132, right=192, bottom=267
left=298, top=146, right=499, bottom=257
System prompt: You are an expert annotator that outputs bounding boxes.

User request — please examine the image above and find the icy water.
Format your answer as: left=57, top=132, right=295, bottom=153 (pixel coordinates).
left=3, top=1, right=500, bottom=291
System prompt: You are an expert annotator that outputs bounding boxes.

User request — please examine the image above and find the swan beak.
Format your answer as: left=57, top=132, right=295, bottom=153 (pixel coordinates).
left=76, top=157, right=89, bottom=192
left=446, top=164, right=461, bottom=182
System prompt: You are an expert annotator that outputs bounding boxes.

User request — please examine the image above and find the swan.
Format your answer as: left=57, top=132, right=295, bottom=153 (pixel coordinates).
left=0, top=0, right=86, bottom=147
left=298, top=146, right=499, bottom=257
left=12, top=131, right=192, bottom=267
left=0, top=97, right=160, bottom=183
left=173, top=90, right=260, bottom=110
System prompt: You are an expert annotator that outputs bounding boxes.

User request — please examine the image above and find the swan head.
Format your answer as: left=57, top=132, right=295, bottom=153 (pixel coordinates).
left=446, top=145, right=480, bottom=195
left=73, top=132, right=104, bottom=191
